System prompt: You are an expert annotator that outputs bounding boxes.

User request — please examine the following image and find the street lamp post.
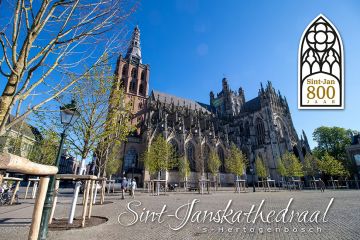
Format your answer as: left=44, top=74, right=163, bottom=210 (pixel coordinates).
left=38, top=101, right=80, bottom=240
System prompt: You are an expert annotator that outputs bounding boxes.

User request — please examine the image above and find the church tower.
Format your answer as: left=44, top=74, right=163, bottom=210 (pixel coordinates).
left=114, top=26, right=150, bottom=132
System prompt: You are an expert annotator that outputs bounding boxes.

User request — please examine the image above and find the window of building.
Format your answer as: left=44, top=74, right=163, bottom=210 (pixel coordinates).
left=244, top=121, right=250, bottom=137
left=203, top=145, right=210, bottom=172
left=354, top=154, right=360, bottom=166
left=141, top=71, right=146, bottom=81
left=186, top=143, right=196, bottom=172
left=218, top=147, right=225, bottom=173
left=169, top=139, right=179, bottom=170
left=131, top=68, right=137, bottom=79
left=255, top=118, right=265, bottom=145
left=122, top=65, right=128, bottom=76
left=139, top=84, right=144, bottom=95
left=124, top=148, right=138, bottom=172
left=129, top=81, right=137, bottom=93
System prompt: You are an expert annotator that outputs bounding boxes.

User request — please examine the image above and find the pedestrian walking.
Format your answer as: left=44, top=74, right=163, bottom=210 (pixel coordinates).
left=130, top=179, right=137, bottom=198
left=121, top=177, right=128, bottom=200
left=319, top=178, right=325, bottom=192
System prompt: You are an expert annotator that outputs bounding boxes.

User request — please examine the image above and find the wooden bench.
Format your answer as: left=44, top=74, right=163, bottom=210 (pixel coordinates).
left=0, top=153, right=58, bottom=240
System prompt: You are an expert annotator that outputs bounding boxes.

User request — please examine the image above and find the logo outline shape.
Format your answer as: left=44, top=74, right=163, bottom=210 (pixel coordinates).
left=298, top=14, right=344, bottom=109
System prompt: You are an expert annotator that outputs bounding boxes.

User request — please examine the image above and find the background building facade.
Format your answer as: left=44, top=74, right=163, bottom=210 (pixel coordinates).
left=114, top=27, right=311, bottom=186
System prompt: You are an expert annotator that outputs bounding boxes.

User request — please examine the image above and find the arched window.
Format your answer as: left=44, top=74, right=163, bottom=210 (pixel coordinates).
left=255, top=118, right=265, bottom=145
left=244, top=121, right=250, bottom=138
left=129, top=80, right=137, bottom=93
left=138, top=84, right=144, bottom=95
left=131, top=68, right=137, bottom=78
left=122, top=65, right=128, bottom=77
left=169, top=139, right=179, bottom=156
left=293, top=146, right=300, bottom=158
left=124, top=148, right=138, bottom=172
left=203, top=145, right=210, bottom=172
left=141, top=71, right=146, bottom=81
left=169, top=139, right=179, bottom=171
left=218, top=147, right=225, bottom=173
left=186, top=142, right=196, bottom=172
left=239, top=121, right=244, bottom=135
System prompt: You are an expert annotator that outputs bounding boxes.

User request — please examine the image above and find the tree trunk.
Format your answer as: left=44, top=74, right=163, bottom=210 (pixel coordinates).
left=236, top=175, right=239, bottom=193
left=0, top=83, right=17, bottom=135
left=68, top=158, right=86, bottom=224
left=156, top=171, right=160, bottom=196
left=0, top=170, right=5, bottom=185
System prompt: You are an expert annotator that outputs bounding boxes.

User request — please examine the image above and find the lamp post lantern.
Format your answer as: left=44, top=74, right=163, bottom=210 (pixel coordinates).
left=39, top=100, right=80, bottom=240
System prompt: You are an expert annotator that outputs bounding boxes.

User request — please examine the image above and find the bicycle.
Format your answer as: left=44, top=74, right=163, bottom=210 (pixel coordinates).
left=0, top=184, right=18, bottom=205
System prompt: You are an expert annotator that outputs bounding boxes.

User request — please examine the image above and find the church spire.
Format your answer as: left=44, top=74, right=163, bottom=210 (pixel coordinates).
left=126, top=25, right=142, bottom=64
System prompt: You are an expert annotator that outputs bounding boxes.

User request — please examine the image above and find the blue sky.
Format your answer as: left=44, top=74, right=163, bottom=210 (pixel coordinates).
left=127, top=0, right=360, bottom=148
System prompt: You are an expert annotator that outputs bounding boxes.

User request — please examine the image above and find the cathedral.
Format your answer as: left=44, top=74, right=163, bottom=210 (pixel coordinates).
left=114, top=26, right=311, bottom=187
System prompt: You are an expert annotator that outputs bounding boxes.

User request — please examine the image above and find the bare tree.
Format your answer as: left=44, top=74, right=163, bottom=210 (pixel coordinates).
left=0, top=0, right=138, bottom=135
left=66, top=55, right=134, bottom=177
left=66, top=56, right=113, bottom=163
left=92, top=67, right=135, bottom=177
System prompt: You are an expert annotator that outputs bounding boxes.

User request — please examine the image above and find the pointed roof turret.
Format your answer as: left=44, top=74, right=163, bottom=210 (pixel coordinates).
left=126, top=25, right=142, bottom=63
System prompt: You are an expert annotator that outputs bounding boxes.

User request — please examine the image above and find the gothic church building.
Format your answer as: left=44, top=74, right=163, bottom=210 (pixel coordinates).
left=115, top=26, right=310, bottom=186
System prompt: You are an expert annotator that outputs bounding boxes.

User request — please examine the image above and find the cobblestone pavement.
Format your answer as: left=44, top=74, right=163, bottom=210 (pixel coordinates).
left=1, top=188, right=360, bottom=240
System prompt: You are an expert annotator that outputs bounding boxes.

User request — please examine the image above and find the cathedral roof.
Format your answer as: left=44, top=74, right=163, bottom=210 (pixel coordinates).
left=151, top=90, right=211, bottom=113
left=242, top=97, right=261, bottom=113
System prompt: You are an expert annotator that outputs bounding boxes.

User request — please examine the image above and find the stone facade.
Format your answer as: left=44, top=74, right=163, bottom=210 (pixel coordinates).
left=115, top=27, right=311, bottom=186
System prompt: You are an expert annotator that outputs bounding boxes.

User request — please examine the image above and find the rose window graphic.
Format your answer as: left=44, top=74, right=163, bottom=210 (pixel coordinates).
left=298, top=14, right=344, bottom=109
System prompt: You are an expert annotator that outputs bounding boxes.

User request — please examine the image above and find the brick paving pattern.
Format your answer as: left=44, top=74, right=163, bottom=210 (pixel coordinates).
left=1, top=189, right=360, bottom=240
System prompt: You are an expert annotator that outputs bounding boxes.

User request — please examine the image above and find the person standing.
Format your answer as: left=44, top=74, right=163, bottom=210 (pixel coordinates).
left=319, top=178, right=325, bottom=192
left=121, top=177, right=128, bottom=200
left=130, top=179, right=137, bottom=198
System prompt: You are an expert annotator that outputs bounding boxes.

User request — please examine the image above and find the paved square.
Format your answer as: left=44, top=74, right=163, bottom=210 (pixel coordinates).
left=1, top=189, right=360, bottom=240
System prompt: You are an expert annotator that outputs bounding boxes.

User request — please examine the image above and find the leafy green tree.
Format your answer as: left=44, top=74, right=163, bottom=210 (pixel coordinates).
left=225, top=143, right=247, bottom=179
left=105, top=154, right=122, bottom=178
left=67, top=57, right=113, bottom=163
left=318, top=152, right=349, bottom=177
left=276, top=157, right=287, bottom=178
left=67, top=55, right=134, bottom=177
left=208, top=149, right=221, bottom=177
left=29, top=129, right=59, bottom=165
left=143, top=135, right=177, bottom=177
left=303, top=153, right=319, bottom=178
left=313, top=126, right=355, bottom=172
left=255, top=156, right=268, bottom=180
left=281, top=151, right=304, bottom=178
left=178, top=156, right=191, bottom=181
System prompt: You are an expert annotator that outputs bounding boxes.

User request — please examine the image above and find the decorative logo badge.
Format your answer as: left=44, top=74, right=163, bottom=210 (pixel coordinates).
left=298, top=14, right=344, bottom=109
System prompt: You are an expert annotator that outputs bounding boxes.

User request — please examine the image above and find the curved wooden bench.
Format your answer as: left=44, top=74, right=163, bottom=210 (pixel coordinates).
left=0, top=153, right=58, bottom=240
left=0, top=153, right=57, bottom=175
